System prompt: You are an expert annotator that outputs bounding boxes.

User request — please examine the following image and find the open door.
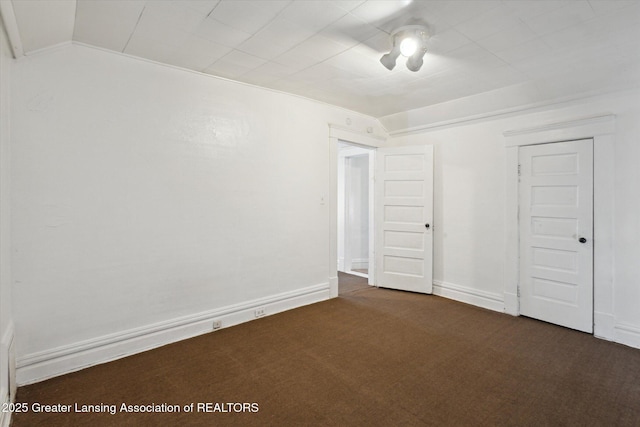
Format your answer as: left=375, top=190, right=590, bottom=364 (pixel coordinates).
left=375, top=145, right=433, bottom=293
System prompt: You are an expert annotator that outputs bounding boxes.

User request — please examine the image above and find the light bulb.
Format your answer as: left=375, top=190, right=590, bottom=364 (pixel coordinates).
left=406, top=55, right=424, bottom=72
left=399, top=37, right=417, bottom=57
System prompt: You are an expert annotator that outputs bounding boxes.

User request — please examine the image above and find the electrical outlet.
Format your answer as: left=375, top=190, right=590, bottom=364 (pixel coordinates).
left=212, top=320, right=222, bottom=330
left=254, top=307, right=265, bottom=318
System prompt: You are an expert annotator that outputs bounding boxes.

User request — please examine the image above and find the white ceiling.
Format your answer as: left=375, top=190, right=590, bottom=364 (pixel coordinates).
left=6, top=0, right=640, bottom=118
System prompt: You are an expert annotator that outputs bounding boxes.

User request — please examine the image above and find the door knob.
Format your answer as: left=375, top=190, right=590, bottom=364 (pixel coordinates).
left=425, top=223, right=430, bottom=230
left=579, top=237, right=587, bottom=243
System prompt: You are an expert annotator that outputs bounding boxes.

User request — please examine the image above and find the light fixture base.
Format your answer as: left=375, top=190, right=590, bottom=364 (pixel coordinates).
left=380, top=24, right=430, bottom=71
left=389, top=25, right=430, bottom=41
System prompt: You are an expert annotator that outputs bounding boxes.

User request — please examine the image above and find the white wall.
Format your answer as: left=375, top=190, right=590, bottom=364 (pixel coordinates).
left=11, top=43, right=383, bottom=383
left=8, top=32, right=639, bottom=392
left=346, top=154, right=369, bottom=269
left=389, top=89, right=640, bottom=348
left=0, top=16, right=15, bottom=421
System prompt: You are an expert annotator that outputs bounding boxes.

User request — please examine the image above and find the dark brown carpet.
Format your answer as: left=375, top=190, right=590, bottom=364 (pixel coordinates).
left=12, top=273, right=640, bottom=426
left=337, top=270, right=370, bottom=294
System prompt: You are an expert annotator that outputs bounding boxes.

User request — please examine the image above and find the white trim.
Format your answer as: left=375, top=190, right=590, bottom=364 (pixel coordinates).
left=345, top=271, right=368, bottom=279
left=19, top=41, right=73, bottom=59
left=0, top=0, right=24, bottom=58
left=503, top=292, right=518, bottom=316
left=16, top=283, right=330, bottom=385
left=329, top=129, right=383, bottom=297
left=367, top=149, right=375, bottom=287
left=0, top=323, right=14, bottom=427
left=338, top=145, right=371, bottom=157
left=384, top=89, right=628, bottom=137
left=328, top=275, right=339, bottom=299
left=503, top=147, right=520, bottom=316
left=503, top=114, right=616, bottom=341
left=503, top=114, right=615, bottom=146
left=329, top=125, right=386, bottom=147
left=614, top=322, right=640, bottom=350
left=350, top=258, right=369, bottom=270
left=594, top=311, right=615, bottom=341
left=433, top=280, right=504, bottom=313
left=329, top=134, right=339, bottom=298
left=0, top=396, right=9, bottom=427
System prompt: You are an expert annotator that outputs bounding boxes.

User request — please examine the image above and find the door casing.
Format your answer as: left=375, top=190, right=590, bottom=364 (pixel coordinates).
left=503, top=115, right=615, bottom=340
left=329, top=126, right=385, bottom=298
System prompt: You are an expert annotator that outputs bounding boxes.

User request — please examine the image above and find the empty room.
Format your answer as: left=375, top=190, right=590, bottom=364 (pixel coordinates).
left=1, top=0, right=639, bottom=425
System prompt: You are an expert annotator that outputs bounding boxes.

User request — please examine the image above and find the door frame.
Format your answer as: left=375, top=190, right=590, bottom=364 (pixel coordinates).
left=503, top=114, right=615, bottom=339
left=329, top=125, right=385, bottom=298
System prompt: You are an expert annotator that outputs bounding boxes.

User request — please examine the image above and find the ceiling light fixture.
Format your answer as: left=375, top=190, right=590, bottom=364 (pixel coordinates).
left=380, top=25, right=429, bottom=72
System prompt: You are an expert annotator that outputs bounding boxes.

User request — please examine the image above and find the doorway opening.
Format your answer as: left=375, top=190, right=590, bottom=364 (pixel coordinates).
left=337, top=142, right=374, bottom=284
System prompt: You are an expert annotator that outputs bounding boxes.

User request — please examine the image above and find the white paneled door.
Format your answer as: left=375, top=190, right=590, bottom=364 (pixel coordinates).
left=375, top=146, right=433, bottom=293
left=519, top=139, right=594, bottom=333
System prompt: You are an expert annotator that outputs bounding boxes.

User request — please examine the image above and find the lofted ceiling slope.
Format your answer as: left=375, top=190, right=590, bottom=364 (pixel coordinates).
left=4, top=0, right=640, bottom=123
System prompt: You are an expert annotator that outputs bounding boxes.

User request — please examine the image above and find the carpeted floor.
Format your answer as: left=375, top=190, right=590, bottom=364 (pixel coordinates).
left=336, top=270, right=370, bottom=294
left=12, top=273, right=640, bottom=426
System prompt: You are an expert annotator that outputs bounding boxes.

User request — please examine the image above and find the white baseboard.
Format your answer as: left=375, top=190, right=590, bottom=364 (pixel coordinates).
left=594, top=311, right=615, bottom=341
left=338, top=258, right=368, bottom=271
left=17, top=283, right=331, bottom=386
left=329, top=275, right=339, bottom=298
left=614, top=322, right=640, bottom=350
left=0, top=394, right=9, bottom=427
left=351, top=258, right=369, bottom=270
left=503, top=292, right=518, bottom=316
left=0, top=323, right=14, bottom=427
left=433, top=280, right=504, bottom=313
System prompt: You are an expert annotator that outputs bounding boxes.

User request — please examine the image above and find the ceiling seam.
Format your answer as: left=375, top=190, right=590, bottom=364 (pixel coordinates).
left=71, top=0, right=79, bottom=41
left=206, top=0, right=360, bottom=79
left=205, top=1, right=220, bottom=18
left=204, top=0, right=295, bottom=70
left=121, top=5, right=146, bottom=53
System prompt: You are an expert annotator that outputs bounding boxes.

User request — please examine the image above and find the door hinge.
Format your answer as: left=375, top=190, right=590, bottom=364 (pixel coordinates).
left=517, top=287, right=520, bottom=297
left=517, top=164, right=521, bottom=176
